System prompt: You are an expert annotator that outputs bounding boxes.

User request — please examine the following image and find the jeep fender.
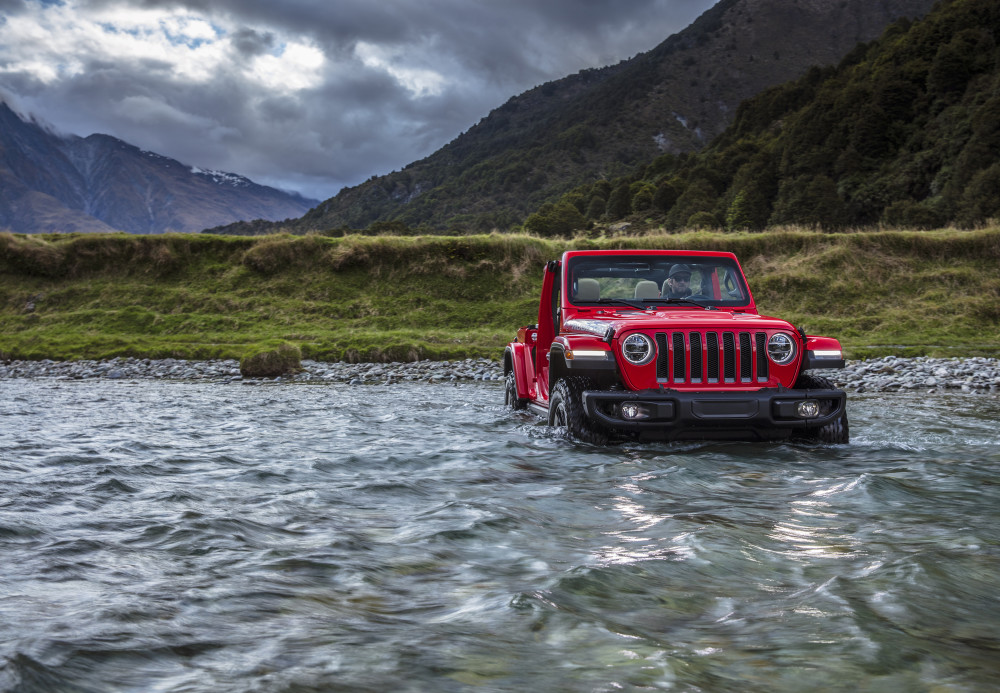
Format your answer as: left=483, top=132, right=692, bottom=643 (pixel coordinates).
left=504, top=344, right=533, bottom=400
left=548, top=336, right=618, bottom=392
left=801, top=334, right=845, bottom=370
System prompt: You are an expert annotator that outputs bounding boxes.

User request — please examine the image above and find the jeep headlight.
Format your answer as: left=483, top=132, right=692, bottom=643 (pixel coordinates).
left=621, top=333, right=655, bottom=365
left=767, top=333, right=796, bottom=365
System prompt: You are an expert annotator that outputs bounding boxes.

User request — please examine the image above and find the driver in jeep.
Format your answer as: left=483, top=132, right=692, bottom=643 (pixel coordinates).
left=662, top=263, right=693, bottom=299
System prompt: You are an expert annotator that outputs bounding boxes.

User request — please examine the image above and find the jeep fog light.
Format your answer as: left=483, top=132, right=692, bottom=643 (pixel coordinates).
left=620, top=402, right=649, bottom=420
left=797, top=400, right=820, bottom=418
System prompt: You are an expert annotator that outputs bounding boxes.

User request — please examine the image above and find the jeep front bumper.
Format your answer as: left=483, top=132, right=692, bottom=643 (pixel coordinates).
left=582, top=387, right=847, bottom=441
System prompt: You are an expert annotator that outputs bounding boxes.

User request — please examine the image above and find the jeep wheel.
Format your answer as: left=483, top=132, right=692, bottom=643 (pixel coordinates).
left=794, top=373, right=850, bottom=444
left=504, top=372, right=528, bottom=410
left=548, top=377, right=608, bottom=445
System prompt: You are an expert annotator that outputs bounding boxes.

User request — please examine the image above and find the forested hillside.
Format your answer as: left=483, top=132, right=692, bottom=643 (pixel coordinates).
left=211, top=0, right=934, bottom=235
left=526, top=0, right=1000, bottom=234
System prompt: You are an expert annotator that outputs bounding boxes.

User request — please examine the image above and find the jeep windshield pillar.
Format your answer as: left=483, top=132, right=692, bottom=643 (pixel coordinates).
left=503, top=250, right=849, bottom=444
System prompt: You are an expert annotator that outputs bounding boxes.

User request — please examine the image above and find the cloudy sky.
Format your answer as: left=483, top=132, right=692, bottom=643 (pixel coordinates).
left=0, top=0, right=715, bottom=201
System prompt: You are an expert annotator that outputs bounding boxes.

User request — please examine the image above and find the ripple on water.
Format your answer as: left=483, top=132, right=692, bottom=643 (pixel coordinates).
left=0, top=381, right=999, bottom=691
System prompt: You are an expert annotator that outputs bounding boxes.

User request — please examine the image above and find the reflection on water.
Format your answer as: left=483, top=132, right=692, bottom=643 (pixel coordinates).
left=1, top=381, right=998, bottom=691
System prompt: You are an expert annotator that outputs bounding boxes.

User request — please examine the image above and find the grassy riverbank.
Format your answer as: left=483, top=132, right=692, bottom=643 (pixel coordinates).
left=2, top=228, right=999, bottom=362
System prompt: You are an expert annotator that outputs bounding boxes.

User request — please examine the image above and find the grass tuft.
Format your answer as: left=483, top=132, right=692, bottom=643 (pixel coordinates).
left=240, top=342, right=303, bottom=377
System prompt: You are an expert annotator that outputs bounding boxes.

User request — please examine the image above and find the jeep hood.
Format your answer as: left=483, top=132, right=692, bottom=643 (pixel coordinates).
left=563, top=310, right=795, bottom=339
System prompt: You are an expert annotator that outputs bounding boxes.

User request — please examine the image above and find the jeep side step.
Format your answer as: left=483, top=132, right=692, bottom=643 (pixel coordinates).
left=527, top=402, right=548, bottom=419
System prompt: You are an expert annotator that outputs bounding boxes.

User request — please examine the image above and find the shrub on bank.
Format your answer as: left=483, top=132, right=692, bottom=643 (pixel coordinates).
left=240, top=343, right=302, bottom=378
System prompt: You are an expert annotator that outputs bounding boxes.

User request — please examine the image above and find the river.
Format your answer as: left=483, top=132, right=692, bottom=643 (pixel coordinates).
left=1, top=380, right=998, bottom=692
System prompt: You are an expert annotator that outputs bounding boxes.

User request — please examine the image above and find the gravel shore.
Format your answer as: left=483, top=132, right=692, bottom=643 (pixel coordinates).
left=2, top=355, right=999, bottom=393
left=0, top=357, right=502, bottom=385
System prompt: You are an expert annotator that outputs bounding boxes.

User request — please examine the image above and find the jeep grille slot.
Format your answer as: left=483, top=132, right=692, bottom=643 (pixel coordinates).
left=739, top=333, right=753, bottom=382
left=755, top=332, right=769, bottom=382
left=654, top=331, right=770, bottom=385
left=722, top=332, right=736, bottom=382
left=706, top=332, right=720, bottom=382
left=672, top=332, right=686, bottom=381
left=655, top=333, right=670, bottom=379
left=689, top=333, right=703, bottom=383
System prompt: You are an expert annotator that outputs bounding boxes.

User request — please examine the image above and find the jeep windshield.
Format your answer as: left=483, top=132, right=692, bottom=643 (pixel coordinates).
left=567, top=255, right=750, bottom=308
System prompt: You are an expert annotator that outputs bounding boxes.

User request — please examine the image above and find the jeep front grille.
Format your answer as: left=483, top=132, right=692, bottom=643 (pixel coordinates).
left=655, top=331, right=770, bottom=384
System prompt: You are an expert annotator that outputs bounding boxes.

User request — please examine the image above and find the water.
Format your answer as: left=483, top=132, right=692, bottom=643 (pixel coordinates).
left=1, top=380, right=998, bottom=692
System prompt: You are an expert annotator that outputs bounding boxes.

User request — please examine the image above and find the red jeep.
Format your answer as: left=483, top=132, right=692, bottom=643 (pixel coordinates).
left=503, top=250, right=848, bottom=443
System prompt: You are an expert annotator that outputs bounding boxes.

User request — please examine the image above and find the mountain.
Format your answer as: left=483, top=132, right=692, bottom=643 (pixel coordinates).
left=277, top=0, right=937, bottom=233
left=526, top=0, right=1000, bottom=232
left=0, top=103, right=317, bottom=234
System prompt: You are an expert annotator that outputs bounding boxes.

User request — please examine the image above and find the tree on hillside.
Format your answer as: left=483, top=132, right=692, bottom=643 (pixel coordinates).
left=769, top=175, right=847, bottom=229
left=958, top=163, right=1000, bottom=226
left=523, top=201, right=587, bottom=236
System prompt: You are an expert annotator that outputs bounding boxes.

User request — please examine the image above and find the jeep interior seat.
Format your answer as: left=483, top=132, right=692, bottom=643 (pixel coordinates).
left=634, top=280, right=660, bottom=300
left=575, top=278, right=600, bottom=302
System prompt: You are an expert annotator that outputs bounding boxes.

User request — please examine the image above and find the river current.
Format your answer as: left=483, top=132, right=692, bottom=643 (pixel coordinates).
left=1, top=379, right=998, bottom=692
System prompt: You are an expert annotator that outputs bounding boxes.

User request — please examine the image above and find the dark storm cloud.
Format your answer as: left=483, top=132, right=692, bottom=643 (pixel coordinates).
left=230, top=28, right=276, bottom=58
left=1, top=0, right=715, bottom=200
left=125, top=0, right=713, bottom=84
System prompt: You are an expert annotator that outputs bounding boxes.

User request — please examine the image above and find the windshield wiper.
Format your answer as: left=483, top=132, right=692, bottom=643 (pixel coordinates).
left=650, top=298, right=717, bottom=310
left=595, top=298, right=647, bottom=310
left=593, top=297, right=717, bottom=310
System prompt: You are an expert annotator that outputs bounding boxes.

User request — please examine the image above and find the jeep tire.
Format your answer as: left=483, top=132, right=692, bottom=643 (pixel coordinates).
left=504, top=372, right=528, bottom=410
left=793, top=373, right=850, bottom=444
left=548, top=377, right=608, bottom=445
